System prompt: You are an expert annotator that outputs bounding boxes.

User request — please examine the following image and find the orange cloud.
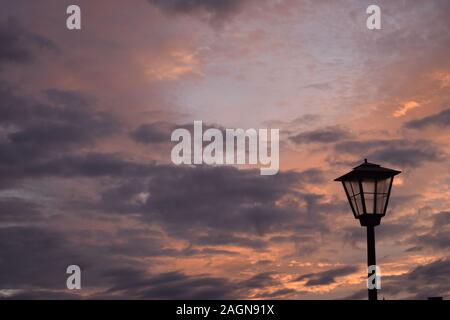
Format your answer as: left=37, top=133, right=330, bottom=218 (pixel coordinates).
left=145, top=50, right=202, bottom=80
left=393, top=101, right=420, bottom=118
left=433, top=71, right=450, bottom=89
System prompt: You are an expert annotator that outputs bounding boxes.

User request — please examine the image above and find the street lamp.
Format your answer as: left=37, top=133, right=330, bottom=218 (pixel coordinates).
left=335, top=159, right=401, bottom=300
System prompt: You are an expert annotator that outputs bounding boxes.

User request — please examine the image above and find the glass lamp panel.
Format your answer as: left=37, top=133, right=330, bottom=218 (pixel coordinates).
left=362, top=180, right=376, bottom=194
left=351, top=181, right=361, bottom=196
left=344, top=181, right=354, bottom=197
left=376, top=178, right=390, bottom=195
left=354, top=193, right=364, bottom=216
left=343, top=182, right=356, bottom=216
left=351, top=196, right=360, bottom=215
left=362, top=180, right=376, bottom=214
left=344, top=181, right=362, bottom=215
left=376, top=194, right=387, bottom=214
left=365, top=193, right=375, bottom=214
left=375, top=177, right=392, bottom=214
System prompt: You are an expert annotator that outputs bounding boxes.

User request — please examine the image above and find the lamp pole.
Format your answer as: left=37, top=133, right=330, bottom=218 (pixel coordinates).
left=366, top=225, right=377, bottom=301
left=335, top=159, right=401, bottom=301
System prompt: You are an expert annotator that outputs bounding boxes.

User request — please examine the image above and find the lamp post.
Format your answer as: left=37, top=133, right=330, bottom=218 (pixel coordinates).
left=335, top=159, right=401, bottom=301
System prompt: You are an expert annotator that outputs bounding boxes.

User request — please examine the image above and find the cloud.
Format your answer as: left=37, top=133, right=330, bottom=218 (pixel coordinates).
left=0, top=86, right=115, bottom=138
left=0, top=226, right=85, bottom=290
left=407, top=212, right=450, bottom=252
left=0, top=85, right=118, bottom=186
left=148, top=0, right=247, bottom=23
left=433, top=211, right=450, bottom=228
left=334, top=139, right=442, bottom=167
left=131, top=122, right=173, bottom=144
left=255, top=288, right=299, bottom=298
left=405, top=108, right=450, bottom=129
left=264, top=114, right=321, bottom=131
left=0, top=17, right=56, bottom=66
left=393, top=101, right=420, bottom=118
left=343, top=221, right=414, bottom=250
left=432, top=71, right=450, bottom=89
left=101, top=269, right=276, bottom=299
left=130, top=121, right=224, bottom=146
left=24, top=153, right=155, bottom=178
left=414, top=232, right=450, bottom=251
left=295, top=168, right=326, bottom=184
left=290, top=127, right=351, bottom=144
left=302, top=82, right=332, bottom=91
left=0, top=225, right=293, bottom=300
left=239, top=272, right=278, bottom=290
left=378, top=259, right=450, bottom=299
left=192, top=232, right=268, bottom=249
left=0, top=225, right=220, bottom=299
left=0, top=125, right=331, bottom=253
left=368, top=145, right=441, bottom=167
left=293, top=266, right=358, bottom=286
left=102, top=270, right=237, bottom=299
left=95, top=165, right=329, bottom=243
left=100, top=269, right=289, bottom=299
left=145, top=49, right=202, bottom=80
left=1, top=290, right=81, bottom=300
left=0, top=198, right=42, bottom=223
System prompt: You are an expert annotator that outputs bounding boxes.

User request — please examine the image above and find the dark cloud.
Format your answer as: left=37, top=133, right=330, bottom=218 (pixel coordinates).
left=407, top=212, right=450, bottom=252
left=103, top=270, right=237, bottom=299
left=240, top=272, right=278, bottom=289
left=255, top=288, right=299, bottom=298
left=0, top=135, right=331, bottom=255
left=0, top=226, right=85, bottom=290
left=414, top=231, right=450, bottom=251
left=294, top=266, right=358, bottom=286
left=368, top=145, right=441, bottom=168
left=290, top=127, right=351, bottom=144
left=0, top=223, right=239, bottom=299
left=55, top=163, right=328, bottom=249
left=130, top=121, right=225, bottom=146
left=405, top=108, right=450, bottom=129
left=334, top=139, right=443, bottom=167
left=0, top=85, right=115, bottom=136
left=343, top=222, right=408, bottom=248
left=296, top=168, right=326, bottom=184
left=24, top=153, right=155, bottom=178
left=0, top=198, right=42, bottom=223
left=131, top=122, right=172, bottom=144
left=103, top=270, right=229, bottom=299
left=0, top=17, right=56, bottom=66
left=100, top=269, right=291, bottom=299
left=0, top=85, right=118, bottom=185
left=148, top=0, right=247, bottom=23
left=127, top=166, right=327, bottom=239
left=302, top=82, right=332, bottom=91
left=192, top=232, right=268, bottom=249
left=2, top=290, right=81, bottom=300
left=375, top=259, right=450, bottom=299
left=0, top=221, right=303, bottom=299
left=433, top=211, right=450, bottom=228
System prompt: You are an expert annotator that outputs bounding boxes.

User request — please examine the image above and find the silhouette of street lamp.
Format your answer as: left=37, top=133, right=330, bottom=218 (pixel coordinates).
left=335, top=159, right=401, bottom=301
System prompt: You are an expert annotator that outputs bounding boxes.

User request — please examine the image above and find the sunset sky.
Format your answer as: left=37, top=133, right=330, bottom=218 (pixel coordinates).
left=0, top=0, right=449, bottom=299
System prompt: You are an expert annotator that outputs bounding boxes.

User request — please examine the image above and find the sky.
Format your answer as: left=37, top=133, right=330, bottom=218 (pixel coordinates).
left=0, top=0, right=449, bottom=299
